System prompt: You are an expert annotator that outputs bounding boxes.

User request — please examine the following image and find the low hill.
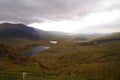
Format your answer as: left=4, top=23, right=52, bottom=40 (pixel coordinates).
left=77, top=32, right=120, bottom=46
left=93, top=32, right=120, bottom=42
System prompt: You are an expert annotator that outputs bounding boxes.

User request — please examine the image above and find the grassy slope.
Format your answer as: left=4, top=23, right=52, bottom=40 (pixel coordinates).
left=31, top=40, right=120, bottom=80
left=0, top=37, right=120, bottom=80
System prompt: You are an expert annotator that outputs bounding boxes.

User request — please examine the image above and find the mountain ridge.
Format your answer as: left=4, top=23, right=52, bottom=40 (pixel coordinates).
left=0, top=23, right=46, bottom=39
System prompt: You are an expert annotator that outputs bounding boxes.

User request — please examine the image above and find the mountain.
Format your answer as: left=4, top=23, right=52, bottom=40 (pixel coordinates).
left=0, top=23, right=45, bottom=39
left=0, top=23, right=70, bottom=40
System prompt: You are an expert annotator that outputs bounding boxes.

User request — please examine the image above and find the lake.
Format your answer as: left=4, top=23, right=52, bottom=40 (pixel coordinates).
left=23, top=46, right=50, bottom=55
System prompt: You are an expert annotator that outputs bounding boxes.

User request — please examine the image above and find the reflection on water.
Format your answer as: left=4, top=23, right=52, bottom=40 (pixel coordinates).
left=23, top=46, right=50, bottom=55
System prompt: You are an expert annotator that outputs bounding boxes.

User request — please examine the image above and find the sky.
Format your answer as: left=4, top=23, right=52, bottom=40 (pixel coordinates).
left=0, top=0, right=120, bottom=34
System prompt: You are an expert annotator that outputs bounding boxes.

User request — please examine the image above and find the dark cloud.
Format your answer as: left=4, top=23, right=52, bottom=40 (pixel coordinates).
left=0, top=0, right=101, bottom=24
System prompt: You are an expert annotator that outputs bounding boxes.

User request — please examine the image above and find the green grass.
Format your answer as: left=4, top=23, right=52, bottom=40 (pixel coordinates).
left=31, top=40, right=120, bottom=79
left=0, top=38, right=120, bottom=80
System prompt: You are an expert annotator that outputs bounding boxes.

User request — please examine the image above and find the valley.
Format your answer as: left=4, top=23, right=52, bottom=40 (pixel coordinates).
left=0, top=23, right=120, bottom=80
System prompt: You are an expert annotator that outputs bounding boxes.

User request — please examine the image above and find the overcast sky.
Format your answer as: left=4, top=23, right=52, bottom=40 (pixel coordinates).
left=0, top=0, right=120, bottom=34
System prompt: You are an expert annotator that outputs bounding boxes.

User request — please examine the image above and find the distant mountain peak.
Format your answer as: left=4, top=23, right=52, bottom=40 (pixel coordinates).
left=0, top=22, right=41, bottom=39
left=0, top=22, right=70, bottom=40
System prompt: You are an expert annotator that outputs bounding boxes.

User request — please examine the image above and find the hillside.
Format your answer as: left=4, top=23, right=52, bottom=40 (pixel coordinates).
left=0, top=23, right=70, bottom=40
left=0, top=37, right=119, bottom=80
left=92, top=32, right=120, bottom=43
left=0, top=23, right=42, bottom=39
left=75, top=32, right=120, bottom=46
left=0, top=23, right=120, bottom=80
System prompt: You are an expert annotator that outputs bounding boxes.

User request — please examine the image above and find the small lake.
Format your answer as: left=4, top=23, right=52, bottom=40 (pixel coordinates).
left=23, top=46, right=50, bottom=55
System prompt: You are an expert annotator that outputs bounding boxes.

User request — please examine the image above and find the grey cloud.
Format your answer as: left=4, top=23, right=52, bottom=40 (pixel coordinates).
left=0, top=0, right=101, bottom=24
left=0, top=0, right=120, bottom=34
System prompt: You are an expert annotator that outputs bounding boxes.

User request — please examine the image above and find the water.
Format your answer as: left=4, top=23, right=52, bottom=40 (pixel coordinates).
left=23, top=46, right=50, bottom=55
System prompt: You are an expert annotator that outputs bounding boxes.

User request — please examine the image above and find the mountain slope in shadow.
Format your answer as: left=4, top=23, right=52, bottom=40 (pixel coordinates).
left=0, top=23, right=45, bottom=39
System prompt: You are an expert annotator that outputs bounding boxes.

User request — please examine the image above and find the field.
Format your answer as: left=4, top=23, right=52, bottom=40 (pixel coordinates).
left=0, top=37, right=120, bottom=80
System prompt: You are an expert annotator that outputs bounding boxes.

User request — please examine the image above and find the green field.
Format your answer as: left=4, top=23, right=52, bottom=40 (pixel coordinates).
left=0, top=37, right=120, bottom=80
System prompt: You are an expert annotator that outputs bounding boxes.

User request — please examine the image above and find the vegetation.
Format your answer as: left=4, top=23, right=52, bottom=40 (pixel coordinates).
left=0, top=23, right=120, bottom=80
left=0, top=37, right=120, bottom=80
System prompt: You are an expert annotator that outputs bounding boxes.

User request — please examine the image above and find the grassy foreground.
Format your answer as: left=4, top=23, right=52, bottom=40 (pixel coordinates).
left=0, top=38, right=120, bottom=80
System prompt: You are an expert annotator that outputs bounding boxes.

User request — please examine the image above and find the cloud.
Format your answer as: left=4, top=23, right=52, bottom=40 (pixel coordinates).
left=0, top=0, right=101, bottom=24
left=29, top=9, right=120, bottom=33
left=0, top=0, right=120, bottom=33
